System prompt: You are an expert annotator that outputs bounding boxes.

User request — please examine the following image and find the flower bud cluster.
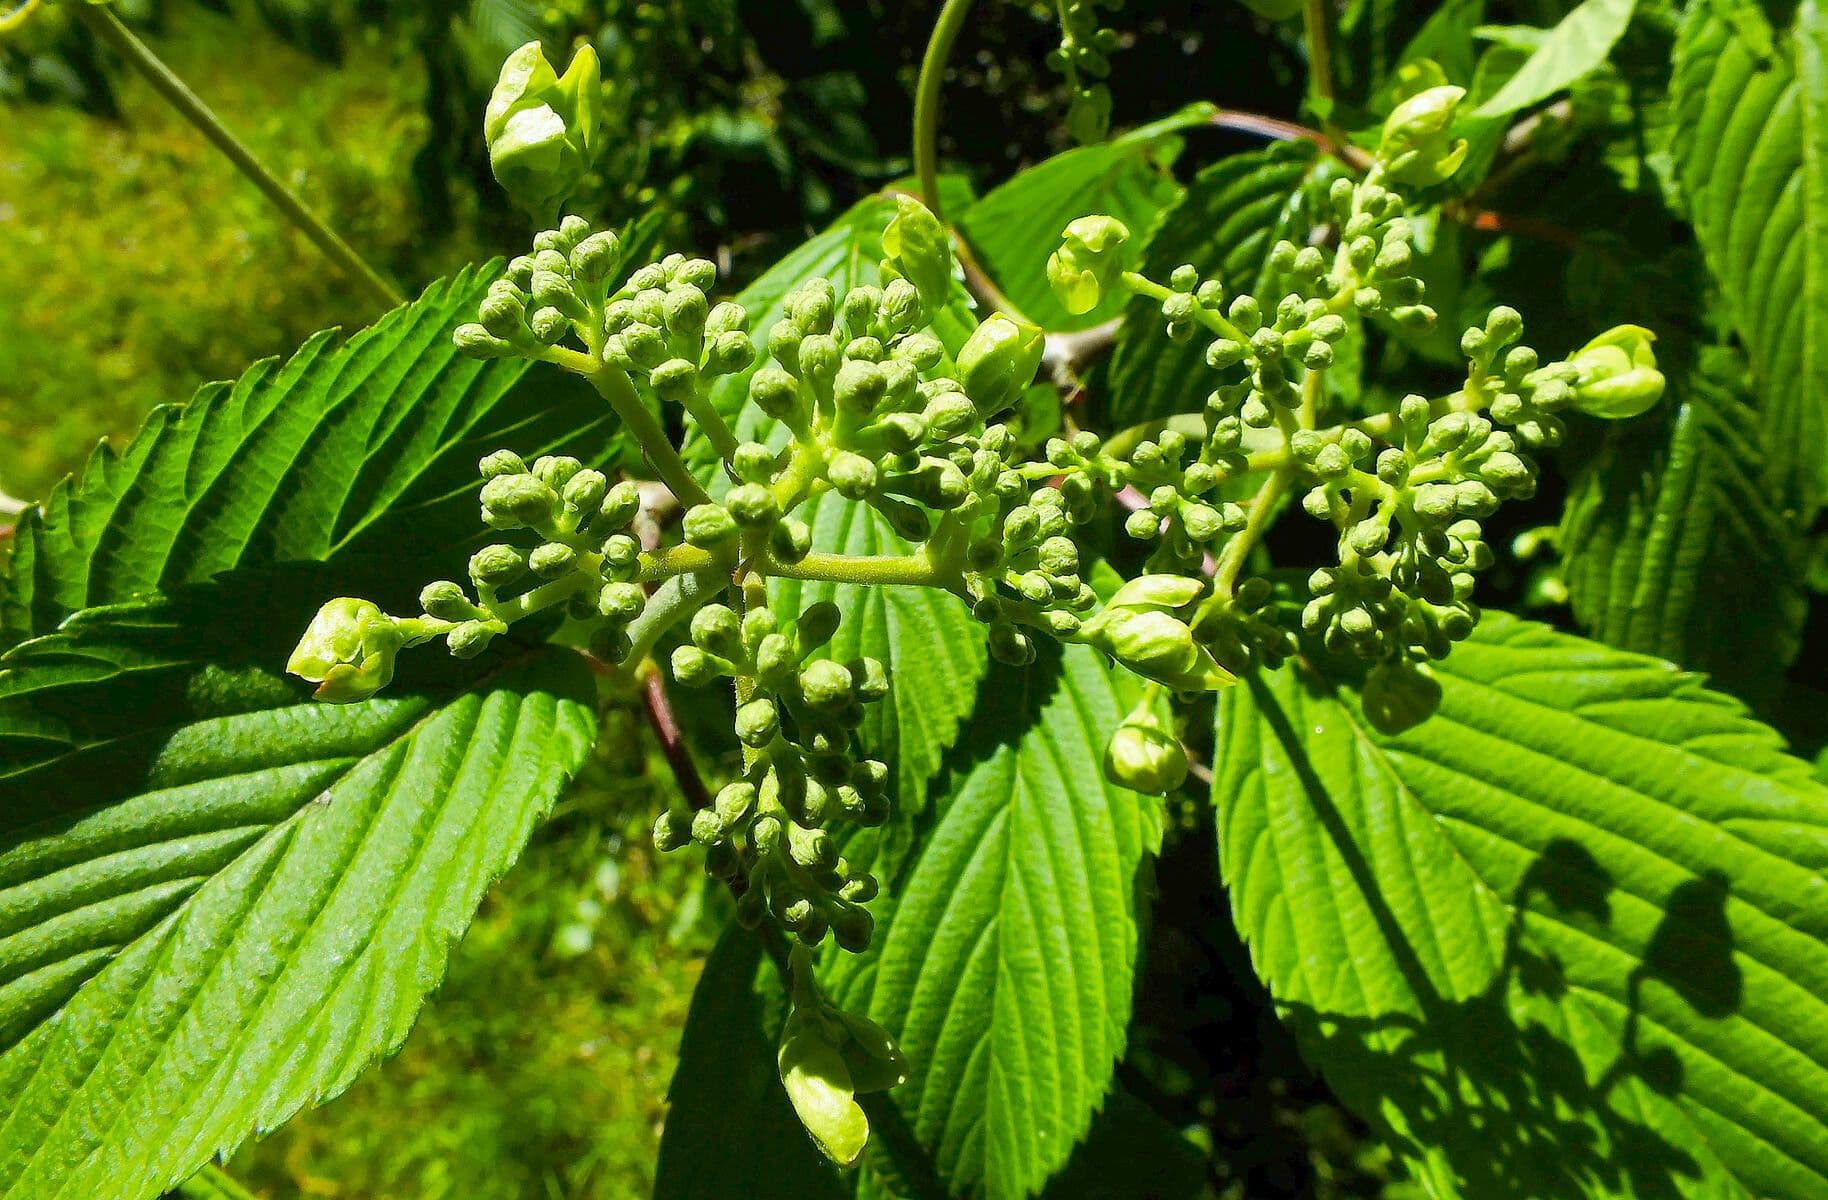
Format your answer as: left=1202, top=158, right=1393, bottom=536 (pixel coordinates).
left=656, top=599, right=890, bottom=951
left=747, top=273, right=1033, bottom=554
left=1295, top=373, right=1531, bottom=665
left=1046, top=0, right=1124, bottom=143
left=600, top=254, right=757, bottom=425
left=455, top=215, right=624, bottom=359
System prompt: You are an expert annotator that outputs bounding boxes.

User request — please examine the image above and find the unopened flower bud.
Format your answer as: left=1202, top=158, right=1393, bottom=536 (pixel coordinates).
left=1102, top=707, right=1189, bottom=795
left=881, top=194, right=953, bottom=309
left=1047, top=215, right=1131, bottom=315
left=957, top=314, right=1045, bottom=417
left=1566, top=325, right=1665, bottom=419
left=288, top=598, right=404, bottom=702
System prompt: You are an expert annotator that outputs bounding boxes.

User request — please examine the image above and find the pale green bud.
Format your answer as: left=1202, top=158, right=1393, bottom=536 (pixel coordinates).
left=800, top=659, right=855, bottom=709
left=1047, top=216, right=1130, bottom=315
left=683, top=503, right=739, bottom=547
left=484, top=41, right=600, bottom=212
left=881, top=194, right=953, bottom=310
left=288, top=598, right=403, bottom=703
left=469, top=543, right=527, bottom=587
left=735, top=698, right=780, bottom=747
left=1378, top=85, right=1468, bottom=188
left=957, top=314, right=1045, bottom=417
left=1566, top=325, right=1665, bottom=419
left=1102, top=707, right=1189, bottom=795
left=779, top=1013, right=870, bottom=1168
left=480, top=473, right=558, bottom=528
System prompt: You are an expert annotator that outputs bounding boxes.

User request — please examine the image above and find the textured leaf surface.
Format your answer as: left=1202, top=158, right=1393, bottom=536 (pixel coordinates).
left=0, top=265, right=611, bottom=641
left=1102, top=142, right=1322, bottom=426
left=1215, top=615, right=1828, bottom=1198
left=1474, top=0, right=1637, bottom=118
left=824, top=646, right=1162, bottom=1200
left=956, top=106, right=1208, bottom=331
left=655, top=928, right=846, bottom=1200
left=1673, top=1, right=1828, bottom=507
left=1560, top=353, right=1805, bottom=698
left=0, top=585, right=597, bottom=1200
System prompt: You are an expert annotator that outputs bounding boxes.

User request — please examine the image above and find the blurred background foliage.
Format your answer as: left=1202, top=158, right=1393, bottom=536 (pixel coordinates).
left=3, top=2, right=1400, bottom=1196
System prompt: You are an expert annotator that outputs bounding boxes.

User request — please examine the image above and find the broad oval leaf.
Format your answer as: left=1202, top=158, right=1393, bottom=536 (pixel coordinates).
left=1560, top=350, right=1805, bottom=699
left=1673, top=1, right=1828, bottom=509
left=1215, top=615, right=1828, bottom=1198
left=0, top=585, right=597, bottom=1200
left=0, top=265, right=612, bottom=642
left=823, top=646, right=1164, bottom=1200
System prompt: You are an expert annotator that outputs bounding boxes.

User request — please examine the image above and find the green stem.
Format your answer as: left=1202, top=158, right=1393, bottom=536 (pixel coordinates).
left=75, top=5, right=402, bottom=310
left=584, top=366, right=716, bottom=509
left=625, top=568, right=727, bottom=668
left=913, top=0, right=979, bottom=220
left=1303, top=0, right=1337, bottom=120
left=1207, top=467, right=1294, bottom=607
left=764, top=549, right=951, bottom=588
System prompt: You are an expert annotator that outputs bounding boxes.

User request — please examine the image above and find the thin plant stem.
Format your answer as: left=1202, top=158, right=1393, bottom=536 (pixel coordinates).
left=74, top=5, right=403, bottom=310
left=913, top=0, right=979, bottom=221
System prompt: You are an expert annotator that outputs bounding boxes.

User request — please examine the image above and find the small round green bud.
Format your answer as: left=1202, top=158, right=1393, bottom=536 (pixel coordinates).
left=848, top=657, right=889, bottom=703
left=706, top=331, right=756, bottom=375
left=653, top=809, right=692, bottom=853
left=420, top=581, right=478, bottom=621
left=735, top=698, right=781, bottom=747
left=799, top=659, right=855, bottom=709
left=690, top=807, right=728, bottom=846
left=797, top=601, right=841, bottom=652
left=649, top=358, right=700, bottom=405
left=726, top=482, right=780, bottom=528
left=528, top=542, right=577, bottom=579
left=670, top=644, right=720, bottom=687
left=828, top=452, right=879, bottom=500
left=528, top=307, right=570, bottom=346
left=771, top=518, right=813, bottom=563
left=479, top=450, right=527, bottom=479
left=834, top=360, right=887, bottom=412
left=663, top=285, right=709, bottom=336
left=598, top=582, right=645, bottom=622
left=446, top=619, right=496, bottom=660
left=1102, top=709, right=1189, bottom=795
left=598, top=481, right=641, bottom=529
left=469, top=543, right=528, bottom=587
left=750, top=365, right=802, bottom=420
left=569, top=230, right=621, bottom=283
left=683, top=503, right=739, bottom=547
left=690, top=604, right=744, bottom=660
left=455, top=324, right=515, bottom=358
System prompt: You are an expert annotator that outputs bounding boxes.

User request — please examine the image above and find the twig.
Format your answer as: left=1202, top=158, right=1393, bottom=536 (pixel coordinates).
left=73, top=5, right=403, bottom=309
left=641, top=671, right=712, bottom=811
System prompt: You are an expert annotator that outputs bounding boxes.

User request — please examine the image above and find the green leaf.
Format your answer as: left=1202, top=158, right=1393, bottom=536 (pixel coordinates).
left=1560, top=350, right=1805, bottom=699
left=956, top=105, right=1212, bottom=332
left=1673, top=1, right=1828, bottom=508
left=1473, top=0, right=1637, bottom=118
left=687, top=193, right=989, bottom=812
left=1215, top=615, right=1828, bottom=1198
left=1101, top=142, right=1325, bottom=427
left=0, top=580, right=597, bottom=1200
left=823, top=646, right=1164, bottom=1200
left=0, top=265, right=611, bottom=642
left=655, top=928, right=847, bottom=1200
